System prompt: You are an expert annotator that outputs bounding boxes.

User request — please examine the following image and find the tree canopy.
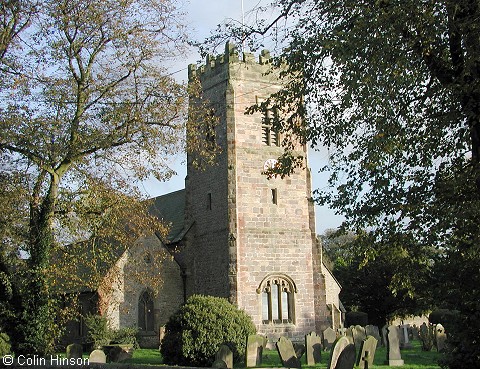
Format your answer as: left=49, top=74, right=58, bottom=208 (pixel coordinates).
left=207, top=1, right=480, bottom=366
left=0, top=0, right=212, bottom=355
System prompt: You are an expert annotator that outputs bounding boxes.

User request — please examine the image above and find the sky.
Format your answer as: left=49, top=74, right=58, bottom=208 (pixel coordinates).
left=140, top=0, right=345, bottom=234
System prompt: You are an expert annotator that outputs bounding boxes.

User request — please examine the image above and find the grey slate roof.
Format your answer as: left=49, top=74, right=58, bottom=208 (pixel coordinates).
left=150, top=189, right=186, bottom=243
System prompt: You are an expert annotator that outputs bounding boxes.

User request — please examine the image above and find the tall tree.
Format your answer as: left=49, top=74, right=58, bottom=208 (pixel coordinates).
left=0, top=0, right=213, bottom=355
left=207, top=1, right=480, bottom=366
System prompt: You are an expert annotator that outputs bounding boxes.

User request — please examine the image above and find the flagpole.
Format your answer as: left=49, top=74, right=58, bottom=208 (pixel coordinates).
left=241, top=0, right=245, bottom=53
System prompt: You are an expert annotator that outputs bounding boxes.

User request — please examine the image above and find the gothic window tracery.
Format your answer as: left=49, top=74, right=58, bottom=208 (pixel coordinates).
left=257, top=274, right=296, bottom=324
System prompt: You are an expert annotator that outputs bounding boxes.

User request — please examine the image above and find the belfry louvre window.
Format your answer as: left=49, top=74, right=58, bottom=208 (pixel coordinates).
left=261, top=109, right=280, bottom=146
left=138, top=290, right=154, bottom=331
left=258, top=275, right=296, bottom=324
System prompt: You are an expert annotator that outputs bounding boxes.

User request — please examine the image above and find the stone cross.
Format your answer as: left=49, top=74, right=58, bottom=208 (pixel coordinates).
left=305, top=331, right=322, bottom=365
left=399, top=324, right=412, bottom=349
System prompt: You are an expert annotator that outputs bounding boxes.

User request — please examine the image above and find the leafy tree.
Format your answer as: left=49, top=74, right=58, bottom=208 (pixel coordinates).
left=205, top=1, right=480, bottom=366
left=0, top=0, right=214, bottom=356
left=321, top=229, right=432, bottom=327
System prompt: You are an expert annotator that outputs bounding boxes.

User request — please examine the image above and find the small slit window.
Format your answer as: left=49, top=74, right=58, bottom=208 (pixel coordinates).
left=271, top=189, right=278, bottom=204
left=207, top=193, right=212, bottom=210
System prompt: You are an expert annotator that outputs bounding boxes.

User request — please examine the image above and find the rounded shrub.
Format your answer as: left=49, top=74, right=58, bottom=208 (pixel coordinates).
left=160, top=295, right=256, bottom=367
left=345, top=311, right=368, bottom=327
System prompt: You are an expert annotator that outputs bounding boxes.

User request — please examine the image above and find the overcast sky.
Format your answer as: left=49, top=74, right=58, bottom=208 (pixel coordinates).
left=141, top=0, right=344, bottom=233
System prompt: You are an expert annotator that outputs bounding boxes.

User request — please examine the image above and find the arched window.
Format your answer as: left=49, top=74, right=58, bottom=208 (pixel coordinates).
left=138, top=290, right=154, bottom=331
left=257, top=274, right=296, bottom=324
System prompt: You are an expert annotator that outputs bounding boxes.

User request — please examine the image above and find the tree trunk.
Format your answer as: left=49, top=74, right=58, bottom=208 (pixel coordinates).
left=17, top=173, right=59, bottom=355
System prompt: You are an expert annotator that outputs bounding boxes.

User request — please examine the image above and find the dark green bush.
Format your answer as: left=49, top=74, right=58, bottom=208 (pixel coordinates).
left=0, top=332, right=11, bottom=356
left=429, top=309, right=459, bottom=330
left=111, top=326, right=139, bottom=349
left=160, top=295, right=256, bottom=367
left=345, top=311, right=368, bottom=327
left=84, top=314, right=111, bottom=348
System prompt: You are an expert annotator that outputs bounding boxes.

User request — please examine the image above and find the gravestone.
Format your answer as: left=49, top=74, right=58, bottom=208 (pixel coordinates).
left=334, top=344, right=356, bottom=369
left=212, top=359, right=228, bottom=368
left=386, top=325, right=404, bottom=366
left=327, top=336, right=351, bottom=369
left=305, top=331, right=322, bottom=365
left=353, top=325, right=366, bottom=350
left=323, top=327, right=337, bottom=351
left=399, top=324, right=412, bottom=349
left=276, top=336, right=301, bottom=368
left=365, top=325, right=381, bottom=346
left=294, top=343, right=305, bottom=360
left=356, top=336, right=377, bottom=369
left=89, top=349, right=106, bottom=363
left=66, top=343, right=83, bottom=359
left=345, top=327, right=354, bottom=344
left=215, top=345, right=233, bottom=369
left=246, top=334, right=267, bottom=367
left=107, top=345, right=133, bottom=363
left=435, top=324, right=447, bottom=352
left=381, top=325, right=388, bottom=347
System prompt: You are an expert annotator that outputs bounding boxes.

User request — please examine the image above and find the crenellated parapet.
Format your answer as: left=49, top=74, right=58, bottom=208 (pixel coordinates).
left=188, top=41, right=273, bottom=82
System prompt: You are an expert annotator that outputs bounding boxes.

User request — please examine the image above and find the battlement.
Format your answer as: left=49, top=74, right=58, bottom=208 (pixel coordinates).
left=188, top=41, right=273, bottom=81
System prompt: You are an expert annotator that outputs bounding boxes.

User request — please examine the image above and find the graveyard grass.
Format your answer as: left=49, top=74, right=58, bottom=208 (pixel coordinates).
left=123, top=340, right=441, bottom=368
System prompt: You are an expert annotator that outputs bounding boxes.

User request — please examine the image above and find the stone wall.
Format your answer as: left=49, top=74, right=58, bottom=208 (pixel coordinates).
left=105, top=236, right=184, bottom=348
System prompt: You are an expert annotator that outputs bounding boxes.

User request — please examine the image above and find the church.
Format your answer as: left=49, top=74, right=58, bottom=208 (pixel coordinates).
left=64, top=43, right=342, bottom=348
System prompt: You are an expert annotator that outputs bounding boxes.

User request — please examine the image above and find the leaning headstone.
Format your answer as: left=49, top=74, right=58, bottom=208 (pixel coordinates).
left=323, top=327, right=337, bottom=351
left=215, top=345, right=233, bottom=369
left=386, top=325, right=404, bottom=366
left=276, top=336, right=301, bottom=368
left=327, top=336, right=351, bottom=369
left=435, top=324, right=447, bottom=352
left=353, top=325, right=366, bottom=350
left=365, top=325, right=381, bottom=346
left=89, top=349, right=106, bottom=363
left=66, top=343, right=83, bottom=359
left=305, top=331, right=322, bottom=365
left=334, top=344, right=356, bottom=369
left=246, top=334, right=267, bottom=367
left=107, top=345, right=132, bottom=363
left=356, top=336, right=377, bottom=369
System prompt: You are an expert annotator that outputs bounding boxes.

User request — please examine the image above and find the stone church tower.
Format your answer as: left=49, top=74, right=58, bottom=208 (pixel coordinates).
left=60, top=43, right=340, bottom=348
left=184, top=43, right=332, bottom=341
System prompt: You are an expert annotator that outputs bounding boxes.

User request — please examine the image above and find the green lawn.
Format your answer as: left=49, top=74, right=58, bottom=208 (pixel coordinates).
left=124, top=340, right=442, bottom=368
